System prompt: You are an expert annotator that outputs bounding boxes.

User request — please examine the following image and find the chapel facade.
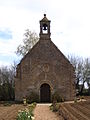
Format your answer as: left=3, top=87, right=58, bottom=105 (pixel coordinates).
left=15, top=14, right=75, bottom=102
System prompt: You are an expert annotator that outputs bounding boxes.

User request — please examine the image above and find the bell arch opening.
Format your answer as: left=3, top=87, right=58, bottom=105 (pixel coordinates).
left=40, top=83, right=51, bottom=103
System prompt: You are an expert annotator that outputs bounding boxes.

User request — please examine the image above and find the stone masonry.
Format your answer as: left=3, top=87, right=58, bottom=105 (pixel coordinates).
left=15, top=14, right=76, bottom=102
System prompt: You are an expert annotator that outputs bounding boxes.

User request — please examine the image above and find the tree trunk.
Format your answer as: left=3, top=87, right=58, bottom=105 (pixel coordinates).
left=79, top=81, right=85, bottom=95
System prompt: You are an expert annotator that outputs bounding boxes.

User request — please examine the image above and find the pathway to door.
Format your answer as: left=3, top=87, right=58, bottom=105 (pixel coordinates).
left=34, top=104, right=64, bottom=120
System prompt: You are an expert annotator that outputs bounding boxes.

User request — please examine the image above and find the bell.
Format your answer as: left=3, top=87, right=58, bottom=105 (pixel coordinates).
left=43, top=24, right=47, bottom=30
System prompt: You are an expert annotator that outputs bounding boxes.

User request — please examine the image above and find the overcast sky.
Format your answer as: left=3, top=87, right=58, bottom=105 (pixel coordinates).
left=0, top=0, right=90, bottom=66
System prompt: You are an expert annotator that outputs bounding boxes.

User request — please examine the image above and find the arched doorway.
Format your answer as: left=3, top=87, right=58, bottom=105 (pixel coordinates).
left=40, top=83, right=51, bottom=103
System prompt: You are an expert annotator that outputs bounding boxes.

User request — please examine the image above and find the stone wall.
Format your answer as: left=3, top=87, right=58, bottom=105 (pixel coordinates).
left=15, top=38, right=76, bottom=101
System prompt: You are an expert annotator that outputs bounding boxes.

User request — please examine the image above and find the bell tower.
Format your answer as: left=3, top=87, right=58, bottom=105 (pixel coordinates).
left=39, top=14, right=51, bottom=39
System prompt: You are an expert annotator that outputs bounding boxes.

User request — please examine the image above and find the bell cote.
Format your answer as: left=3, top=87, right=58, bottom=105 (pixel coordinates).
left=39, top=14, right=51, bottom=39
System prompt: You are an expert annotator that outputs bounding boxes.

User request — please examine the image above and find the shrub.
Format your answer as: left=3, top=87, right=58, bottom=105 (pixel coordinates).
left=53, top=103, right=60, bottom=112
left=3, top=101, right=14, bottom=106
left=80, top=96, right=84, bottom=99
left=23, top=98, right=27, bottom=105
left=17, top=110, right=32, bottom=120
left=3, top=102, right=12, bottom=106
left=50, top=102, right=60, bottom=112
left=50, top=104, right=53, bottom=111
left=31, top=102, right=37, bottom=107
left=17, top=103, right=36, bottom=120
left=26, top=92, right=39, bottom=103
left=52, top=92, right=64, bottom=102
left=74, top=98, right=77, bottom=103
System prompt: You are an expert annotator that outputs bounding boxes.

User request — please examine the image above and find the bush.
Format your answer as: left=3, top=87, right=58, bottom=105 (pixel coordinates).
left=50, top=103, right=60, bottom=112
left=17, top=103, right=36, bottom=120
left=26, top=92, right=39, bottom=103
left=31, top=102, right=37, bottom=107
left=17, top=110, right=32, bottom=120
left=52, top=92, right=64, bottom=102
left=0, top=83, right=15, bottom=101
left=3, top=102, right=12, bottom=106
left=74, top=97, right=77, bottom=103
left=0, top=101, right=15, bottom=106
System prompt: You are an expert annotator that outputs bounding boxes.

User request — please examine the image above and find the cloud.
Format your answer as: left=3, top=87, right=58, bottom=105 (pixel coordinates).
left=0, top=0, right=90, bottom=66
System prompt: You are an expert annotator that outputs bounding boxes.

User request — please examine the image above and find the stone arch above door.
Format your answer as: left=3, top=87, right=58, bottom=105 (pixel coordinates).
left=37, top=80, right=54, bottom=92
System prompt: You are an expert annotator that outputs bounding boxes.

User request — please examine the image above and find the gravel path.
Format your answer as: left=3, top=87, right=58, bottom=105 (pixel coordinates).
left=34, top=104, right=63, bottom=120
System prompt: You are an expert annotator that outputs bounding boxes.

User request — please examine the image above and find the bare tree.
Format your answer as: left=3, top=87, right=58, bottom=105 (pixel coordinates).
left=16, top=29, right=39, bottom=56
left=68, top=55, right=90, bottom=95
left=0, top=62, right=16, bottom=100
left=83, top=58, right=90, bottom=95
left=68, top=55, right=83, bottom=92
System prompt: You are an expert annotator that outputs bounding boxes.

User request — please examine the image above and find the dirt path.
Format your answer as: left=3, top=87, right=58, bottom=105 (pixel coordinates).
left=34, top=104, right=63, bottom=120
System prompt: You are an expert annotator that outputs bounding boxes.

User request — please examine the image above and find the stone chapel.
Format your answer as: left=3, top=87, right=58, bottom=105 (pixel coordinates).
left=15, top=14, right=75, bottom=102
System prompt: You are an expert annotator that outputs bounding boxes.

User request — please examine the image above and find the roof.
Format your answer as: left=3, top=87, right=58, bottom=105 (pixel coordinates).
left=40, top=14, right=50, bottom=22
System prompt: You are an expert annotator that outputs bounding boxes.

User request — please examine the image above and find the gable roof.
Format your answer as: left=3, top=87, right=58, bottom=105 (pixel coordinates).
left=19, top=38, right=74, bottom=70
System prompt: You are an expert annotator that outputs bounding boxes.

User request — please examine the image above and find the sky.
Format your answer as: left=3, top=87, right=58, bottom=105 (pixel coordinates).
left=0, top=0, right=90, bottom=66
